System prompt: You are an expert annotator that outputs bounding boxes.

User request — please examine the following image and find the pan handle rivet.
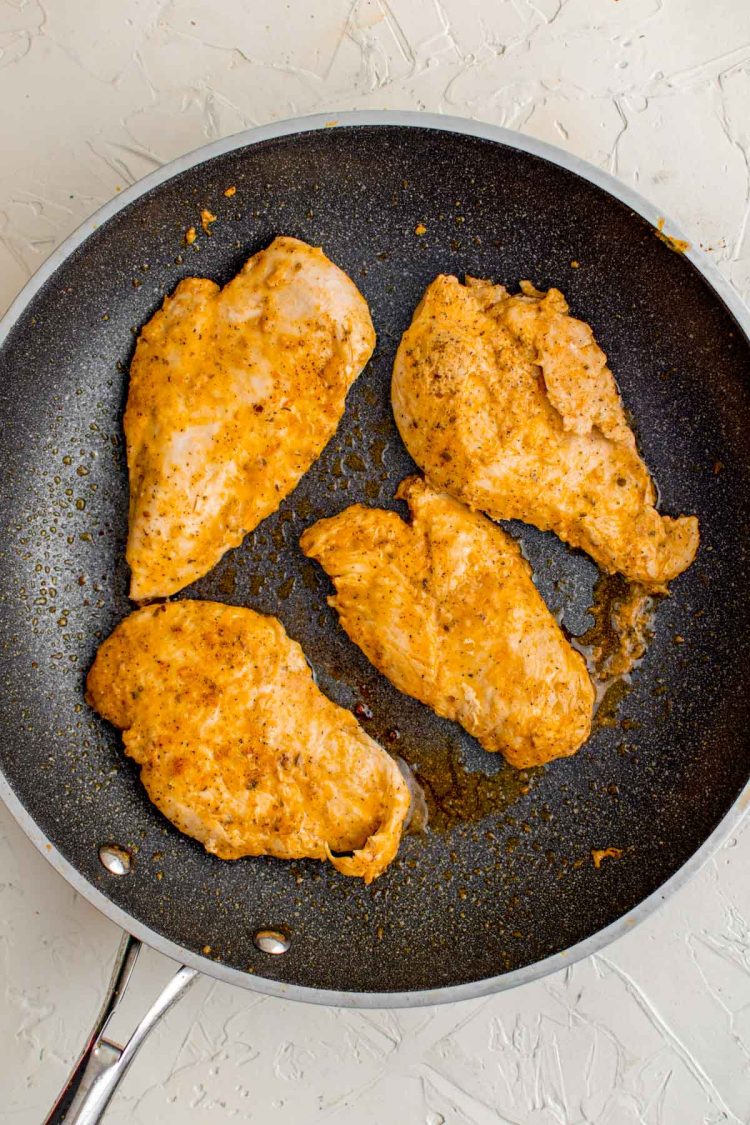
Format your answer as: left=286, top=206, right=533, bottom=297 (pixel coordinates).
left=253, top=929, right=290, bottom=955
left=99, top=844, right=132, bottom=876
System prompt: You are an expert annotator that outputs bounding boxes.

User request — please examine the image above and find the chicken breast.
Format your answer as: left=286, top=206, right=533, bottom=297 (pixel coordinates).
left=392, top=276, right=699, bottom=590
left=301, top=477, right=595, bottom=769
left=86, top=600, right=409, bottom=882
left=126, top=236, right=375, bottom=601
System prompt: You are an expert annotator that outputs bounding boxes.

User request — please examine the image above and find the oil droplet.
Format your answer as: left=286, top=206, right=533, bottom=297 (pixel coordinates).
left=217, top=564, right=236, bottom=596
left=247, top=574, right=265, bottom=597
left=574, top=572, right=655, bottom=682
left=401, top=732, right=542, bottom=834
left=369, top=438, right=387, bottom=465
left=294, top=495, right=312, bottom=520
left=344, top=453, right=366, bottom=472
left=277, top=576, right=295, bottom=600
left=300, top=564, right=318, bottom=591
left=591, top=678, right=632, bottom=730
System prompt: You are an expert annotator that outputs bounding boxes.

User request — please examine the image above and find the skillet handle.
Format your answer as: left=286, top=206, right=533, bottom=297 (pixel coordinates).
left=44, top=932, right=198, bottom=1125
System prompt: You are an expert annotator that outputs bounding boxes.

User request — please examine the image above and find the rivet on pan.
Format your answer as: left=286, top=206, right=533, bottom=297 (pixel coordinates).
left=98, top=844, right=132, bottom=876
left=253, top=929, right=290, bottom=955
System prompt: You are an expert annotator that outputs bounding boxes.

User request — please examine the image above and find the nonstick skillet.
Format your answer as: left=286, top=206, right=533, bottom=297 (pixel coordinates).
left=1, top=112, right=750, bottom=1122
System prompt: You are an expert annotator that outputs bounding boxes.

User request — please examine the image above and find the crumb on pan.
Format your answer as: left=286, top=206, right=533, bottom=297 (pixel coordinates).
left=592, top=847, right=623, bottom=868
left=223, top=185, right=236, bottom=197
left=184, top=226, right=197, bottom=245
left=415, top=222, right=427, bottom=236
left=201, top=208, right=217, bottom=234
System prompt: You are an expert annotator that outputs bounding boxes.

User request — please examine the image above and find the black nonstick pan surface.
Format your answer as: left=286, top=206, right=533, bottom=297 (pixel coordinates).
left=1, top=112, right=749, bottom=1005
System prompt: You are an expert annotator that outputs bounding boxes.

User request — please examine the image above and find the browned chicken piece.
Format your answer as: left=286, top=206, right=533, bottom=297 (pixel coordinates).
left=392, top=276, right=699, bottom=590
left=126, top=236, right=375, bottom=601
left=301, top=477, right=595, bottom=769
left=86, top=601, right=409, bottom=882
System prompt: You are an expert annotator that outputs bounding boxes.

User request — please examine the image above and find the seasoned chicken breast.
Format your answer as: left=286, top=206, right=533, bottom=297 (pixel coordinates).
left=86, top=601, right=409, bottom=882
left=126, top=236, right=375, bottom=601
left=301, top=477, right=595, bottom=769
left=392, top=276, right=699, bottom=590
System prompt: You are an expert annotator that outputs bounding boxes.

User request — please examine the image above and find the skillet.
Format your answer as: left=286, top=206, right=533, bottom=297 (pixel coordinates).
left=1, top=111, right=749, bottom=1121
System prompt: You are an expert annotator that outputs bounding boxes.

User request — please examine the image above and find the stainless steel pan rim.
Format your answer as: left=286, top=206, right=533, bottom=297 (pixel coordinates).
left=1, top=109, right=748, bottom=1010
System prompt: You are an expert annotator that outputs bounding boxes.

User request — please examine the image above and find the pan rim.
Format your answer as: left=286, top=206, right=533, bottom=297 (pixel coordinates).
left=1, top=109, right=748, bottom=1009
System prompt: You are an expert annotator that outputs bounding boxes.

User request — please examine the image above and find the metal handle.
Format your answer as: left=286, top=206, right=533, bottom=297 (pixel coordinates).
left=44, top=933, right=198, bottom=1125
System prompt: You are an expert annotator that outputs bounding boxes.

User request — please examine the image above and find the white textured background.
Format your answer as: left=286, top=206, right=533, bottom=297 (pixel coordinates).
left=2, top=2, right=750, bottom=1122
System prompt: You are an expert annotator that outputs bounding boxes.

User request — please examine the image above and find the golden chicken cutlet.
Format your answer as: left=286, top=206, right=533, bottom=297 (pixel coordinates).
left=86, top=600, right=410, bottom=882
left=392, top=276, right=699, bottom=590
left=301, top=477, right=595, bottom=769
left=126, top=236, right=375, bottom=600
